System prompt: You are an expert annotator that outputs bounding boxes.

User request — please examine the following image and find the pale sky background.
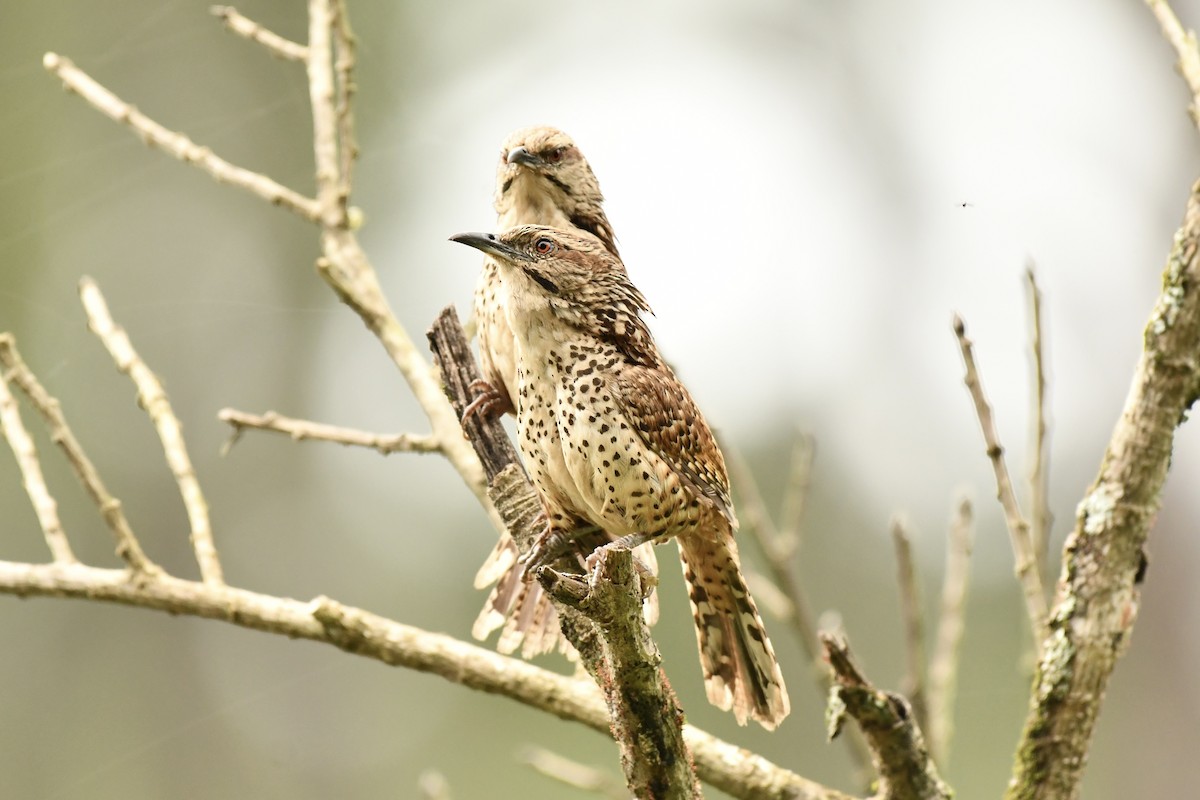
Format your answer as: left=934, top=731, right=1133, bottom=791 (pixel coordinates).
left=2, top=0, right=1199, bottom=798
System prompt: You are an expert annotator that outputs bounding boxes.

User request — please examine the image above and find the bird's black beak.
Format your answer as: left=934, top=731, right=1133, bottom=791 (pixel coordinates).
left=506, top=146, right=541, bottom=167
left=449, top=232, right=527, bottom=264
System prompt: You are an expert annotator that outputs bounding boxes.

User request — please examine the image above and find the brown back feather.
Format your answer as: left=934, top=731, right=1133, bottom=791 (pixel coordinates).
left=610, top=365, right=734, bottom=521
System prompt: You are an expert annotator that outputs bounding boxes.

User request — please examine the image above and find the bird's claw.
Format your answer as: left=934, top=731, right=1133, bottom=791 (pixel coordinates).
left=461, top=378, right=513, bottom=423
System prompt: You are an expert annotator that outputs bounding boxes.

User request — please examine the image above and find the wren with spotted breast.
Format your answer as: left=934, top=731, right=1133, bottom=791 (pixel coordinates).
left=451, top=225, right=791, bottom=730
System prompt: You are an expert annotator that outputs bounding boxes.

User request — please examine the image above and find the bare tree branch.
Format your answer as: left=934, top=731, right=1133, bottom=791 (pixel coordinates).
left=1147, top=0, right=1200, bottom=131
left=306, top=0, right=347, bottom=228
left=1005, top=178, right=1200, bottom=799
left=890, top=516, right=928, bottom=737
left=210, top=5, right=309, bottom=61
left=80, top=278, right=224, bottom=585
left=41, top=53, right=323, bottom=223
left=218, top=408, right=440, bottom=456
left=542, top=549, right=699, bottom=799
left=952, top=315, right=1047, bottom=652
left=0, top=337, right=157, bottom=574
left=0, top=345, right=76, bottom=564
left=926, top=496, right=974, bottom=768
left=1025, top=264, right=1052, bottom=578
left=0, top=559, right=848, bottom=800
left=822, top=632, right=950, bottom=800
left=331, top=0, right=358, bottom=199
left=42, top=18, right=490, bottom=519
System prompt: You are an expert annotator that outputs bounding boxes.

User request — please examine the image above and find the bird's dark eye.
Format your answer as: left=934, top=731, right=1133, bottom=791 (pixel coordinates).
left=544, top=147, right=567, bottom=164
left=534, top=238, right=556, bottom=254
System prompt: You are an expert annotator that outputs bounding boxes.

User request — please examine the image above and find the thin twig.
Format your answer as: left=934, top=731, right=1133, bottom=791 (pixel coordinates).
left=0, top=560, right=850, bottom=800
left=210, top=5, right=309, bottom=61
left=0, top=337, right=157, bottom=574
left=822, top=631, right=951, bottom=800
left=520, top=747, right=628, bottom=799
left=0, top=347, right=76, bottom=563
left=1025, top=264, right=1052, bottom=579
left=926, top=496, right=974, bottom=768
left=952, top=315, right=1047, bottom=652
left=80, top=278, right=224, bottom=585
left=890, top=516, right=928, bottom=736
left=1147, top=0, right=1200, bottom=131
left=331, top=0, right=357, bottom=200
left=42, top=53, right=323, bottom=223
left=305, top=0, right=346, bottom=228
left=218, top=408, right=441, bottom=456
left=727, top=447, right=874, bottom=782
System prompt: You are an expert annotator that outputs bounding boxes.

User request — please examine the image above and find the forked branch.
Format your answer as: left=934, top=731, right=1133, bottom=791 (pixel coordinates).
left=41, top=5, right=490, bottom=518
left=822, top=632, right=950, bottom=800
left=1005, top=178, right=1200, bottom=800
left=0, top=347, right=76, bottom=564
left=0, top=336, right=157, bottom=574
left=80, top=278, right=223, bottom=584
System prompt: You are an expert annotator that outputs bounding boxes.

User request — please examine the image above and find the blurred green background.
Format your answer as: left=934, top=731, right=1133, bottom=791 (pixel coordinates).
left=2, top=0, right=1199, bottom=797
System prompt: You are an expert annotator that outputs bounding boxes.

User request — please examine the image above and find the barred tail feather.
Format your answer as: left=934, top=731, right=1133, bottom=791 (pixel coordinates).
left=497, top=582, right=563, bottom=658
left=678, top=532, right=790, bottom=729
left=473, top=533, right=517, bottom=590
left=472, top=538, right=563, bottom=658
left=473, top=534, right=661, bottom=659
